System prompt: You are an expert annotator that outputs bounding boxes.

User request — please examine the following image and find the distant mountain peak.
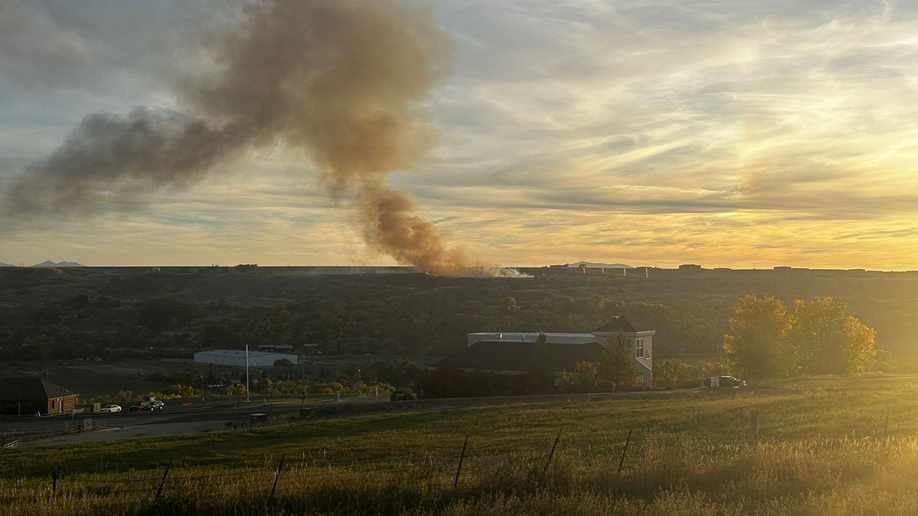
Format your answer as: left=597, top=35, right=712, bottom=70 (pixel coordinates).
left=31, top=260, right=85, bottom=268
left=0, top=262, right=14, bottom=267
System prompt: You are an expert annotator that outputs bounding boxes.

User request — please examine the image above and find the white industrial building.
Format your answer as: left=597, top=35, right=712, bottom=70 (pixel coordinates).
left=193, top=350, right=298, bottom=367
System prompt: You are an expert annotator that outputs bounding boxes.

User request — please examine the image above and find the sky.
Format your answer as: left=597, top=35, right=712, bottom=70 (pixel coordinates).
left=1, top=0, right=917, bottom=270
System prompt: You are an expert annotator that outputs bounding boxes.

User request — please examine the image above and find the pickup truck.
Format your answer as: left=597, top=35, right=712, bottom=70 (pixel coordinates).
left=704, top=376, right=746, bottom=388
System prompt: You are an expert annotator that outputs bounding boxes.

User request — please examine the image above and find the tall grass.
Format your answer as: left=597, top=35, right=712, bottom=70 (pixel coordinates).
left=3, top=375, right=918, bottom=515
left=3, top=436, right=917, bottom=515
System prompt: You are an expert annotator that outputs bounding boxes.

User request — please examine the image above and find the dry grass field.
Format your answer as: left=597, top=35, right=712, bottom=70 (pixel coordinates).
left=2, top=375, right=917, bottom=515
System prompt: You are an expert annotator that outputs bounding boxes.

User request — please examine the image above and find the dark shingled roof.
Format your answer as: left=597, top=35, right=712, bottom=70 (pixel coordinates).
left=433, top=341, right=603, bottom=373
left=593, top=316, right=641, bottom=333
left=0, top=377, right=70, bottom=401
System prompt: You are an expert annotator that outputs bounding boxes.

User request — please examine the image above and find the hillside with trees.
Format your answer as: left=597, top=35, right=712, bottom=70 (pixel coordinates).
left=0, top=266, right=914, bottom=366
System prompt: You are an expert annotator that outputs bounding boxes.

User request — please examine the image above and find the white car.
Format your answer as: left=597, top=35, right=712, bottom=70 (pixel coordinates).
left=101, top=404, right=122, bottom=413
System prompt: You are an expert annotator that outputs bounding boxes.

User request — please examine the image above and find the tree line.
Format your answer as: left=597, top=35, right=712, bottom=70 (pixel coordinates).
left=0, top=293, right=731, bottom=362
left=723, top=295, right=877, bottom=379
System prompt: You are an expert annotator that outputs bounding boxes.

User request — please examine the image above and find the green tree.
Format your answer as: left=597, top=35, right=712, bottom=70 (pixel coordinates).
left=574, top=361, right=598, bottom=387
left=136, top=297, right=204, bottom=331
left=163, top=384, right=199, bottom=398
left=498, top=297, right=520, bottom=313
left=789, top=297, right=875, bottom=375
left=252, top=377, right=274, bottom=394
left=599, top=332, right=639, bottom=387
left=723, top=295, right=793, bottom=380
left=652, top=359, right=697, bottom=389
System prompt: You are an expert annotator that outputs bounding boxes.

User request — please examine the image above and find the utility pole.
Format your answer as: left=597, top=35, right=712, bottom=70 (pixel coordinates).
left=245, top=344, right=250, bottom=402
left=301, top=353, right=307, bottom=407
left=200, top=375, right=205, bottom=402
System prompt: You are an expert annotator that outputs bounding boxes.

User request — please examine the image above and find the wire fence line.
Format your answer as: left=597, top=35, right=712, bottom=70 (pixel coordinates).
left=9, top=418, right=869, bottom=509
left=1, top=427, right=626, bottom=506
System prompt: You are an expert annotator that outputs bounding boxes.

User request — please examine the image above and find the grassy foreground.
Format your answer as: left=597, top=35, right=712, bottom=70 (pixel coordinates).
left=2, top=375, right=918, bottom=515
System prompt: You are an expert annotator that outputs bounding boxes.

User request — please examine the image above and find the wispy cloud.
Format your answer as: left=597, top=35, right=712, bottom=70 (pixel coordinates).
left=1, top=0, right=917, bottom=269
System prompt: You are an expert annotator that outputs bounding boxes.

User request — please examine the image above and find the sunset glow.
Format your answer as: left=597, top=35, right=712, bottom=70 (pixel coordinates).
left=1, top=0, right=916, bottom=269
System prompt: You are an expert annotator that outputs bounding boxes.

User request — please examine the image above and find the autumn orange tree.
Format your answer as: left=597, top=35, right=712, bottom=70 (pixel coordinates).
left=723, top=295, right=793, bottom=379
left=788, top=297, right=876, bottom=375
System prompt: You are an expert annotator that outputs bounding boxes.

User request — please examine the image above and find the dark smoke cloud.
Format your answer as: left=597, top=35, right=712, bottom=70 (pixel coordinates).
left=1, top=0, right=485, bottom=276
left=5, top=108, right=244, bottom=215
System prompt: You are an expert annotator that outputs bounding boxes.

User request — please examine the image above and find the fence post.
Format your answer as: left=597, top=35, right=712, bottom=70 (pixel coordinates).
left=271, top=454, right=286, bottom=497
left=617, top=428, right=633, bottom=476
left=155, top=463, right=171, bottom=501
left=748, top=411, right=758, bottom=447
left=543, top=426, right=564, bottom=475
left=453, top=435, right=469, bottom=491
left=52, top=465, right=58, bottom=496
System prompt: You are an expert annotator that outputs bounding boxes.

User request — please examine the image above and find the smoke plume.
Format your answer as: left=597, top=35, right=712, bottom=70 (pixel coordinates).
left=1, top=0, right=494, bottom=276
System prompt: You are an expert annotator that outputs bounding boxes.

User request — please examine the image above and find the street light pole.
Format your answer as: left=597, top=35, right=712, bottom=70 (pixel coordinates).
left=200, top=375, right=205, bottom=402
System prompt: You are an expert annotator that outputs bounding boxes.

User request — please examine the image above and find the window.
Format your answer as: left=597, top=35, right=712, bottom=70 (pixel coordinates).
left=51, top=400, right=56, bottom=410
left=636, top=373, right=644, bottom=384
left=635, top=338, right=644, bottom=358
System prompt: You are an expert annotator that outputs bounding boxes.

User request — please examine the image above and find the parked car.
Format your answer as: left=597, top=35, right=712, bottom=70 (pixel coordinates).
left=149, top=400, right=165, bottom=410
left=100, top=404, right=121, bottom=413
left=704, top=376, right=746, bottom=388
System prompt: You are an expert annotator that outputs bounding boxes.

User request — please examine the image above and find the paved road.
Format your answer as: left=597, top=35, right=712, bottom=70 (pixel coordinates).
left=0, top=397, right=336, bottom=435
left=2, top=389, right=706, bottom=447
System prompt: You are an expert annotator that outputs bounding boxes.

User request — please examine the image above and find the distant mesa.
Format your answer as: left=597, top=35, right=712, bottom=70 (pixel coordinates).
left=31, top=260, right=85, bottom=268
left=557, top=261, right=633, bottom=269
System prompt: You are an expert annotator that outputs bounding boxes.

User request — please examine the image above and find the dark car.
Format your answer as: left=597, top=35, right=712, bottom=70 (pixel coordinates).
left=129, top=399, right=165, bottom=411
left=390, top=390, right=417, bottom=401
left=129, top=401, right=152, bottom=411
left=704, top=376, right=746, bottom=388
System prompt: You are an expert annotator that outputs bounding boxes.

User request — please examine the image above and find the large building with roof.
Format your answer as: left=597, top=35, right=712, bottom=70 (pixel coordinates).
left=193, top=350, right=298, bottom=367
left=439, top=316, right=654, bottom=385
left=0, top=377, right=79, bottom=416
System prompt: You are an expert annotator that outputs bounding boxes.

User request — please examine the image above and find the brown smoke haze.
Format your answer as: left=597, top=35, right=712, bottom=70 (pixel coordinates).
left=1, top=0, right=497, bottom=276
left=359, top=187, right=469, bottom=276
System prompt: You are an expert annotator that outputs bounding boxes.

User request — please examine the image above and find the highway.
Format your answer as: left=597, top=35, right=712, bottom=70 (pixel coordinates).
left=1, top=389, right=707, bottom=447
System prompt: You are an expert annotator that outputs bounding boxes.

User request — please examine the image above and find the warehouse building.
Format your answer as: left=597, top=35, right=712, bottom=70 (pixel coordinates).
left=193, top=350, right=298, bottom=367
left=440, top=316, right=654, bottom=385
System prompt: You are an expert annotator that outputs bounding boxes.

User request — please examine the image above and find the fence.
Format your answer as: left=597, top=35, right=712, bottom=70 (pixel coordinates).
left=1, top=413, right=909, bottom=514
left=0, top=425, right=626, bottom=509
